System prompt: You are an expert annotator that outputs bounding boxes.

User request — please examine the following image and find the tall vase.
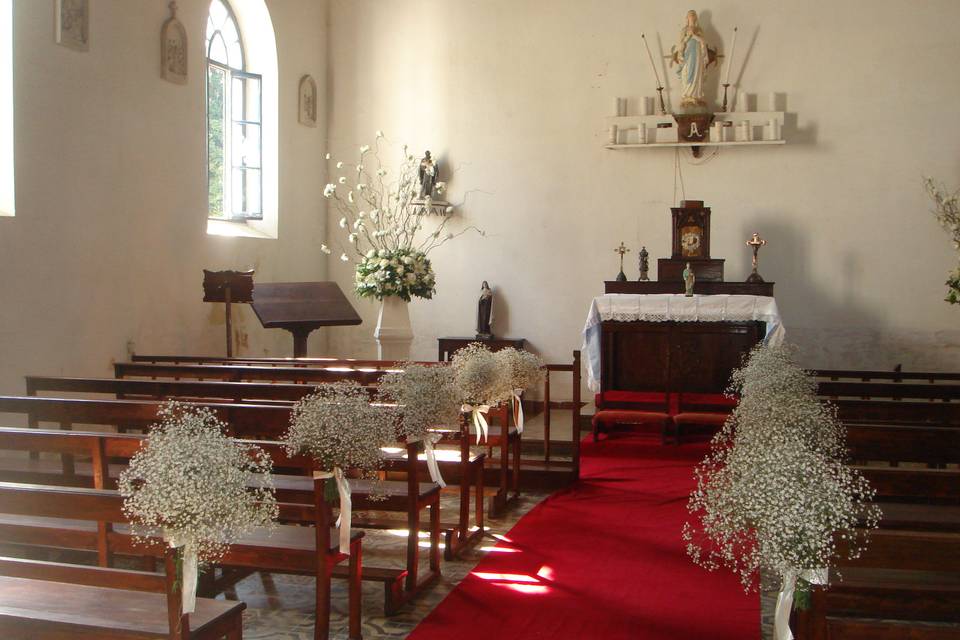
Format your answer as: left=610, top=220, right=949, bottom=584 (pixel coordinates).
left=374, top=296, right=413, bottom=360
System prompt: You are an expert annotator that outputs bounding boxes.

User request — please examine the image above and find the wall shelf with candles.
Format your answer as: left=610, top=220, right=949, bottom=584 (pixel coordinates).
left=603, top=110, right=786, bottom=157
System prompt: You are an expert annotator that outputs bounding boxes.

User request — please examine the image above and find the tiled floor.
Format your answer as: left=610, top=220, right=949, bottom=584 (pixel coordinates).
left=229, top=489, right=549, bottom=640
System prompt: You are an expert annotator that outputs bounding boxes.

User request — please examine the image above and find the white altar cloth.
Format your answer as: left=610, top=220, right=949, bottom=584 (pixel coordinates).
left=581, top=294, right=786, bottom=391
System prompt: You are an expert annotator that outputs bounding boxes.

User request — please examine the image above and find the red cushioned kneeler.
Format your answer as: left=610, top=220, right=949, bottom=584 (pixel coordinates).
left=591, top=409, right=672, bottom=444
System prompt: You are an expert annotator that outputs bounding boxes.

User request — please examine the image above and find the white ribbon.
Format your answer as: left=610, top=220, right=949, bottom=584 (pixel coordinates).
left=314, top=467, right=353, bottom=555
left=462, top=404, right=490, bottom=443
left=774, top=567, right=829, bottom=640
left=511, top=389, right=525, bottom=434
left=410, top=433, right=446, bottom=488
left=164, top=532, right=198, bottom=614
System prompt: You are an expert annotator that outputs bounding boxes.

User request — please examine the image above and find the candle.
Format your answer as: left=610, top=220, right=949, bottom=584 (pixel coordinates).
left=639, top=123, right=647, bottom=144
left=768, top=92, right=777, bottom=111
left=724, top=27, right=738, bottom=85
left=736, top=92, right=749, bottom=113
left=640, top=33, right=663, bottom=88
left=641, top=96, right=652, bottom=116
left=609, top=125, right=619, bottom=145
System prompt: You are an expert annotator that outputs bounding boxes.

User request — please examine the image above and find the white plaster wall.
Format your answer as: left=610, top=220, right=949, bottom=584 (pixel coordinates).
left=0, top=0, right=329, bottom=394
left=324, top=0, right=960, bottom=384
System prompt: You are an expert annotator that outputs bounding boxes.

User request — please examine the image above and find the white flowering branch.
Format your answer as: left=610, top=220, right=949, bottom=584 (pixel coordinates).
left=923, top=176, right=960, bottom=304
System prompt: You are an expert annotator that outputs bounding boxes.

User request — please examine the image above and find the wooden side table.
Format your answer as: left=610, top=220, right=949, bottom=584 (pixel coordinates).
left=437, top=336, right=526, bottom=361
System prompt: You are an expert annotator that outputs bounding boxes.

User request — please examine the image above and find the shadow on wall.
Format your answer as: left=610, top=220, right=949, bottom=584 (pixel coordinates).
left=741, top=215, right=960, bottom=370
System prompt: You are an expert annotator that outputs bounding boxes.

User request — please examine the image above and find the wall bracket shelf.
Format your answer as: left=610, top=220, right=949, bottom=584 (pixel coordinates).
left=604, top=111, right=786, bottom=158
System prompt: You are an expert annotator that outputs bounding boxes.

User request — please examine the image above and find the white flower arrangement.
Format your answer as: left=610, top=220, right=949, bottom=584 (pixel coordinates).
left=322, top=132, right=483, bottom=300
left=379, top=363, right=462, bottom=486
left=379, top=363, right=461, bottom=441
left=119, top=401, right=278, bottom=612
left=682, top=345, right=881, bottom=637
left=924, top=176, right=960, bottom=304
left=451, top=343, right=510, bottom=442
left=284, top=381, right=396, bottom=481
left=493, top=348, right=545, bottom=432
left=283, top=381, right=398, bottom=552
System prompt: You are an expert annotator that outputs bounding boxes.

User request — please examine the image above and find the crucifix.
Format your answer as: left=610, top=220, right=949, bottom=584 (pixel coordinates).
left=614, top=242, right=630, bottom=282
left=746, top=233, right=767, bottom=283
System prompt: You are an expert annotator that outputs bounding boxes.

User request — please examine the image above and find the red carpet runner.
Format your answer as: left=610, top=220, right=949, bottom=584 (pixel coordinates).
left=407, top=433, right=759, bottom=640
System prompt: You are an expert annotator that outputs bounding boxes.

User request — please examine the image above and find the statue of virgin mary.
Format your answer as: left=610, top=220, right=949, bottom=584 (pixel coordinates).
left=670, top=10, right=717, bottom=109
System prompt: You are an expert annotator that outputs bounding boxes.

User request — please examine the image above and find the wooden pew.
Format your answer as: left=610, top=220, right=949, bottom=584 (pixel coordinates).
left=113, top=359, right=523, bottom=518
left=791, top=409, right=960, bottom=637
left=794, top=530, right=960, bottom=639
left=0, top=482, right=245, bottom=639
left=0, top=397, right=440, bottom=612
left=21, top=377, right=487, bottom=559
left=0, top=436, right=363, bottom=639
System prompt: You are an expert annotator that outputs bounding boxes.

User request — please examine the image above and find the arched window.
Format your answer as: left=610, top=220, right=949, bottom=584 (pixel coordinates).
left=206, top=0, right=262, bottom=221
left=0, top=0, right=13, bottom=217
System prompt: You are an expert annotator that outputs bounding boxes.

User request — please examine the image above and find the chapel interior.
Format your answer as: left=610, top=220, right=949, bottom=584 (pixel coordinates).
left=0, top=1, right=958, bottom=639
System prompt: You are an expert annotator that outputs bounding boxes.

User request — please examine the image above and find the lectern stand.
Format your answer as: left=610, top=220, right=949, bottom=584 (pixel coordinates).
left=251, top=282, right=362, bottom=357
left=202, top=269, right=255, bottom=357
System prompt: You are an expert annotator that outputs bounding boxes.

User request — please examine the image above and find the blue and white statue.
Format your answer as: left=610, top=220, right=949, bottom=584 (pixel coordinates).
left=670, top=10, right=718, bottom=109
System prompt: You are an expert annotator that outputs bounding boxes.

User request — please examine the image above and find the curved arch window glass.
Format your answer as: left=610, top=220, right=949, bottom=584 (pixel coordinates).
left=206, top=0, right=262, bottom=221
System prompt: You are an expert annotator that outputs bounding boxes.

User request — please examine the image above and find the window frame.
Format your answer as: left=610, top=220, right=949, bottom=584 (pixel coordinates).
left=205, top=0, right=263, bottom=223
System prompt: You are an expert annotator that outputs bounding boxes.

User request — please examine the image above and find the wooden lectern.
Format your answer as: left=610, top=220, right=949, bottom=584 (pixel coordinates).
left=251, top=282, right=362, bottom=357
left=202, top=269, right=255, bottom=357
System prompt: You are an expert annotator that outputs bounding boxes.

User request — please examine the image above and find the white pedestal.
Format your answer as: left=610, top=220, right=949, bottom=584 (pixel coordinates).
left=374, top=296, right=413, bottom=360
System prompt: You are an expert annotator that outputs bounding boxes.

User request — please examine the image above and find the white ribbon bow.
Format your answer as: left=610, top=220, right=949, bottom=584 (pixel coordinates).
left=164, top=531, right=198, bottom=614
left=462, top=404, right=490, bottom=443
left=314, top=467, right=353, bottom=555
left=774, top=567, right=829, bottom=640
left=511, top=389, right=525, bottom=434
left=409, top=433, right=445, bottom=487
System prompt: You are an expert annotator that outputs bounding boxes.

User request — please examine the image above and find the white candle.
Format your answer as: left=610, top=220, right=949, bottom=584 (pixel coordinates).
left=639, top=123, right=647, bottom=144
left=768, top=92, right=777, bottom=111
left=736, top=92, right=749, bottom=113
left=641, top=33, right=663, bottom=88
left=609, top=125, right=619, bottom=145
left=613, top=97, right=621, bottom=117
left=724, top=27, right=738, bottom=85
left=641, top=96, right=652, bottom=115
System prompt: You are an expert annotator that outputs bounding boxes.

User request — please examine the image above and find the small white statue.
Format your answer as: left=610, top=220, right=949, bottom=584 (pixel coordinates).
left=670, top=10, right=717, bottom=109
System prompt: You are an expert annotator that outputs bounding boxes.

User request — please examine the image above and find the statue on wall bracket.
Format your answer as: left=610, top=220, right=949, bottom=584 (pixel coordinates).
left=669, top=10, right=719, bottom=111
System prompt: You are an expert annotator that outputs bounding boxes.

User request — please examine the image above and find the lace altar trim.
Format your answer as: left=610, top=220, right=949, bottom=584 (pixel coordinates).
left=600, top=312, right=762, bottom=323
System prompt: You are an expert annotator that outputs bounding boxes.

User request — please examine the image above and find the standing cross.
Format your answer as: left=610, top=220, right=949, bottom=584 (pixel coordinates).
left=746, top=233, right=767, bottom=282
left=614, top=242, right=630, bottom=282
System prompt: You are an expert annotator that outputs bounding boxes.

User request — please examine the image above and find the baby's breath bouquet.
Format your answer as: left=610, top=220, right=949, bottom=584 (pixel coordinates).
left=119, top=401, right=278, bottom=613
left=924, top=176, right=960, bottom=304
left=380, top=363, right=461, bottom=486
left=283, top=381, right=397, bottom=552
left=451, top=343, right=510, bottom=442
left=493, top=348, right=545, bottom=433
left=682, top=345, right=880, bottom=640
left=321, top=132, right=483, bottom=301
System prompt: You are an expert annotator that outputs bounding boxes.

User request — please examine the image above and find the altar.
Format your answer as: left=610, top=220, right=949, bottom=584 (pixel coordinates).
left=582, top=293, right=785, bottom=392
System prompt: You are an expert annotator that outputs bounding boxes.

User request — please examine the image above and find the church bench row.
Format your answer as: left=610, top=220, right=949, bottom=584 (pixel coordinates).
left=111, top=360, right=525, bottom=517
left=127, top=352, right=586, bottom=476
left=0, top=436, right=367, bottom=636
left=791, top=419, right=960, bottom=637
left=15, top=381, right=487, bottom=558
left=0, top=396, right=441, bottom=613
left=794, top=529, right=960, bottom=640
left=0, top=482, right=246, bottom=640
left=813, top=369, right=960, bottom=383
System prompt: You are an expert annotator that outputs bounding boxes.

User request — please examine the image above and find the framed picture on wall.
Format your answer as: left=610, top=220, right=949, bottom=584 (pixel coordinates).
left=298, top=75, right=317, bottom=127
left=55, top=0, right=89, bottom=52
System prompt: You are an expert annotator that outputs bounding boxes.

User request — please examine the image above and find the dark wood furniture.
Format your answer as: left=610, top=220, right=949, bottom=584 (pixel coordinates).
left=0, top=394, right=436, bottom=614
left=437, top=336, right=526, bottom=362
left=250, top=282, right=361, bottom=357
left=0, top=430, right=364, bottom=640
left=600, top=320, right=765, bottom=396
left=202, top=269, right=255, bottom=358
left=603, top=280, right=775, bottom=296
left=0, top=482, right=246, bottom=639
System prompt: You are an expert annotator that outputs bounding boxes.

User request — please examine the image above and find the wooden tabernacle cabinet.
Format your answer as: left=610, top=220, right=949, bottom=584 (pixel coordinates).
left=601, top=320, right=766, bottom=395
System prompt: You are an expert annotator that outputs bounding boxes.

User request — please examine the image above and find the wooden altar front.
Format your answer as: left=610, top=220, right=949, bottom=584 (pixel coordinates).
left=598, top=281, right=776, bottom=401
